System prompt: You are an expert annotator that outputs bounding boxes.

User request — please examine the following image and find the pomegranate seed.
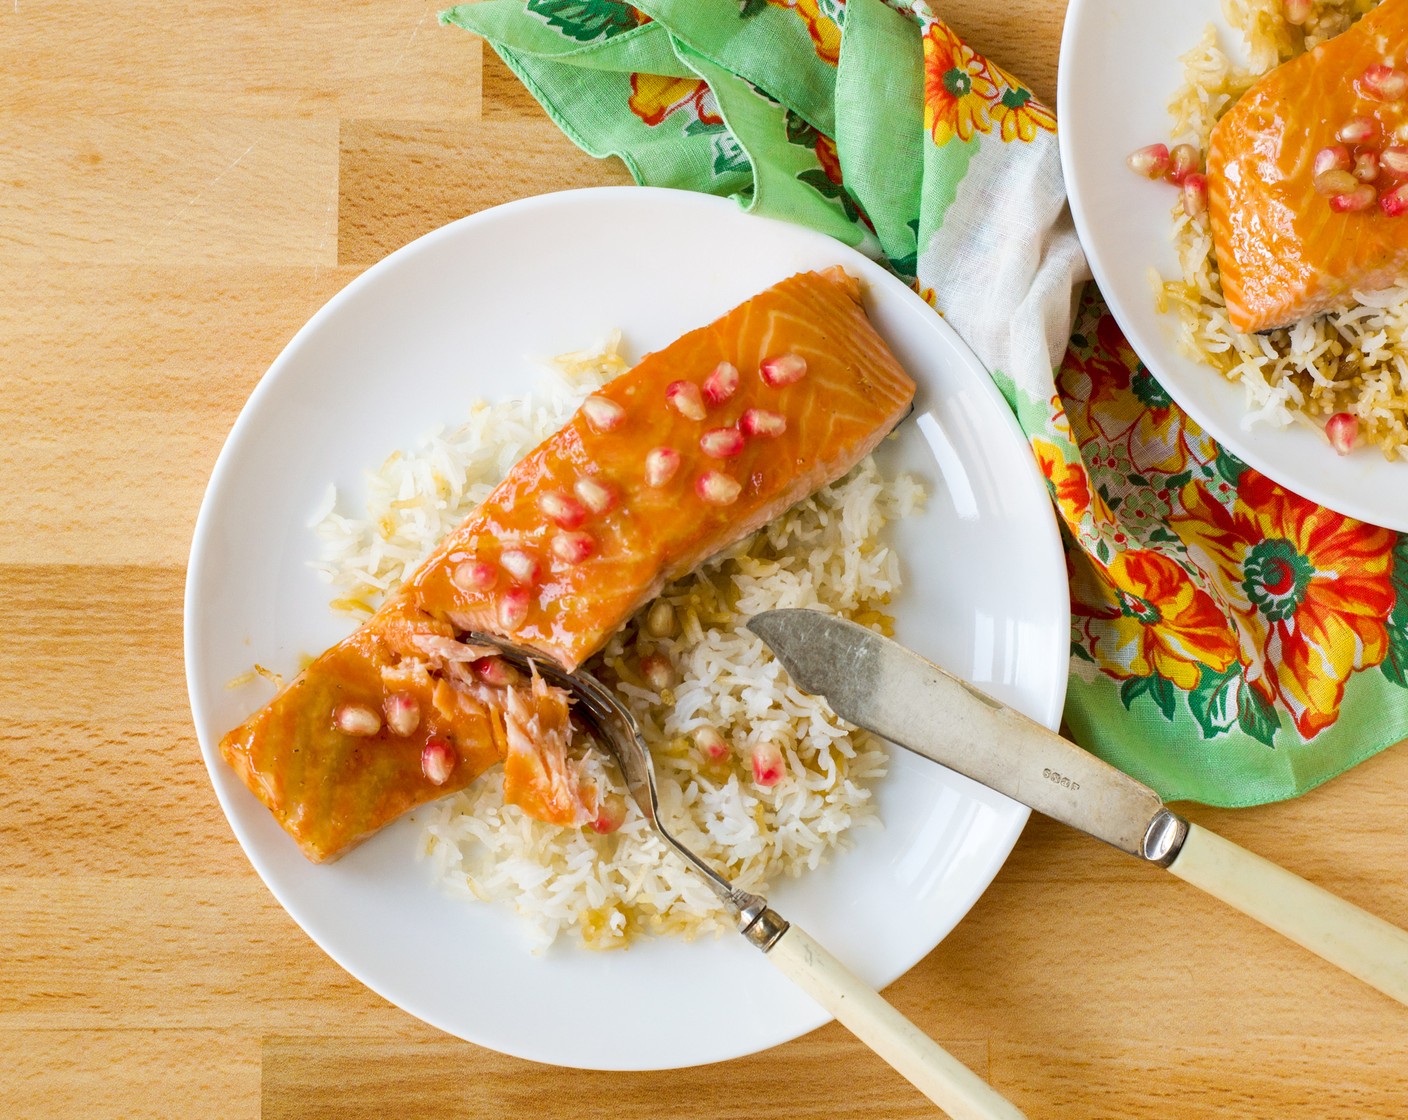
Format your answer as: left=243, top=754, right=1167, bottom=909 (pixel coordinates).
left=740, top=408, right=786, bottom=438
left=1325, top=412, right=1359, bottom=454
left=573, top=477, right=616, bottom=515
left=551, top=530, right=596, bottom=564
left=451, top=559, right=496, bottom=593
left=1330, top=184, right=1378, bottom=212
left=589, top=793, right=628, bottom=834
left=696, top=471, right=741, bottom=505
left=1382, top=182, right=1408, bottom=215
left=640, top=652, right=676, bottom=691
left=1360, top=64, right=1408, bottom=101
left=760, top=352, right=807, bottom=386
left=582, top=394, right=625, bottom=432
left=1165, top=143, right=1200, bottom=184
left=1126, top=143, right=1171, bottom=179
left=751, top=742, right=786, bottom=787
left=499, top=548, right=540, bottom=585
left=472, top=656, right=521, bottom=687
left=421, top=737, right=457, bottom=785
left=645, top=600, right=676, bottom=638
left=497, top=587, right=531, bottom=631
left=1283, top=0, right=1311, bottom=24
left=1354, top=150, right=1380, bottom=182
left=700, top=426, right=745, bottom=458
left=332, top=702, right=381, bottom=737
left=645, top=446, right=680, bottom=487
left=384, top=691, right=421, bottom=737
left=665, top=380, right=707, bottom=421
left=1381, top=146, right=1408, bottom=177
left=1314, top=168, right=1360, bottom=195
left=693, top=725, right=731, bottom=763
left=1313, top=145, right=1352, bottom=177
left=1337, top=116, right=1381, bottom=145
left=702, top=361, right=740, bottom=406
left=538, top=490, right=586, bottom=529
left=1181, top=173, right=1208, bottom=217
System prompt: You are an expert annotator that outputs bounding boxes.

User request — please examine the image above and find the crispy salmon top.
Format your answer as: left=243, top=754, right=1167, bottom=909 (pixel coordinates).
left=220, top=268, right=917, bottom=862
left=1208, top=0, right=1408, bottom=334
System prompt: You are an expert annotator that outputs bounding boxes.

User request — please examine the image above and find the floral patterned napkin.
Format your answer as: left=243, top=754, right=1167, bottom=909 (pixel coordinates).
left=441, top=0, right=1408, bottom=806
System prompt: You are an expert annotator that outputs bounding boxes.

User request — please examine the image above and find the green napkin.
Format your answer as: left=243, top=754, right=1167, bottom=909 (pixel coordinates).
left=441, top=0, right=1408, bottom=806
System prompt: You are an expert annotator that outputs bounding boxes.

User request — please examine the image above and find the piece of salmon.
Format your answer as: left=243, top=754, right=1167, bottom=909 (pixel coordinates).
left=1207, top=0, right=1408, bottom=334
left=220, top=267, right=917, bottom=862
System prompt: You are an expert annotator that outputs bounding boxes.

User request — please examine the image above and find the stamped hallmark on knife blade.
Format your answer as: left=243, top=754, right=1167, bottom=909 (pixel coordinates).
left=1042, top=768, right=1081, bottom=792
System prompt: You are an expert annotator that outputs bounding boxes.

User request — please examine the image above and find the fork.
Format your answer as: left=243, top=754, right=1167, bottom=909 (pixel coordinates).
left=469, top=632, right=1026, bottom=1120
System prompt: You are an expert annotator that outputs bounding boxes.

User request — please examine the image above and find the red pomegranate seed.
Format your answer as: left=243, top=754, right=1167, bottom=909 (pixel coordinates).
left=700, top=426, right=745, bottom=458
left=751, top=742, right=786, bottom=787
left=1353, top=150, right=1380, bottom=182
left=472, top=656, right=521, bottom=688
left=581, top=394, right=625, bottom=432
left=573, top=477, right=616, bottom=515
left=693, top=725, right=731, bottom=763
left=451, top=559, right=496, bottom=593
left=639, top=652, right=676, bottom=691
left=1166, top=143, right=1199, bottom=184
left=1314, top=168, right=1360, bottom=195
left=696, top=471, right=741, bottom=505
left=538, top=490, right=586, bottom=530
left=499, top=549, right=540, bottom=586
left=1330, top=184, right=1378, bottom=212
left=1126, top=143, right=1170, bottom=179
left=702, top=361, right=740, bottom=406
left=1382, top=182, right=1408, bottom=215
left=551, top=530, right=596, bottom=564
left=589, top=794, right=628, bottom=834
left=1313, top=145, right=1352, bottom=177
left=1337, top=116, right=1381, bottom=145
left=421, top=737, right=457, bottom=785
left=645, top=446, right=680, bottom=487
left=497, top=587, right=531, bottom=631
left=1181, top=173, right=1208, bottom=217
left=665, top=380, right=707, bottom=421
left=1381, top=146, right=1408, bottom=177
left=1360, top=64, right=1408, bottom=101
left=332, top=702, right=381, bottom=737
left=384, top=692, right=421, bottom=737
left=740, top=408, right=786, bottom=438
left=1283, top=0, right=1311, bottom=24
left=759, top=352, right=807, bottom=386
left=1325, top=412, right=1359, bottom=454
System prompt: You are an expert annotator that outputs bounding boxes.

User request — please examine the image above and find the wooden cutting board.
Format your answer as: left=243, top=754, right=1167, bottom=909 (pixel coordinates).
left=2, top=2, right=1405, bottom=1117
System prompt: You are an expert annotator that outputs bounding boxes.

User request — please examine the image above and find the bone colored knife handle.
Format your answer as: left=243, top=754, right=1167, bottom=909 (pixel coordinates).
left=764, top=923, right=1027, bottom=1120
left=1168, top=822, right=1408, bottom=1006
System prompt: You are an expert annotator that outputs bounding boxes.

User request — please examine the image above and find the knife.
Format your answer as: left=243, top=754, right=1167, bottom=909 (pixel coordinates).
left=748, top=609, right=1408, bottom=1006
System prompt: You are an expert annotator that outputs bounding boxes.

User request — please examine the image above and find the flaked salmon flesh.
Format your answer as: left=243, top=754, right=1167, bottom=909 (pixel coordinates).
left=219, top=268, right=917, bottom=862
left=1208, top=0, right=1408, bottom=333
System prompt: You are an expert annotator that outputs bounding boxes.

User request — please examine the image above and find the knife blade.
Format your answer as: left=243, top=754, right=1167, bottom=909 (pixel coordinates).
left=748, top=608, right=1408, bottom=1006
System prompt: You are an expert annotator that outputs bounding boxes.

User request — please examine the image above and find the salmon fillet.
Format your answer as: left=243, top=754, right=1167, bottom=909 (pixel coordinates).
left=1207, top=0, right=1408, bottom=334
left=220, top=267, right=917, bottom=862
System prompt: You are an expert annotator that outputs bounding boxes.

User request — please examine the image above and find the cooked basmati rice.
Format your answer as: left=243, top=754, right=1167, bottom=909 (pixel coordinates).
left=1159, top=0, right=1408, bottom=459
left=311, top=339, right=923, bottom=949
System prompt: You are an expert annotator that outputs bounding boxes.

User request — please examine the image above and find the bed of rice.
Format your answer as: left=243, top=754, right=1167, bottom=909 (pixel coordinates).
left=1157, top=0, right=1408, bottom=458
left=310, top=336, right=923, bottom=949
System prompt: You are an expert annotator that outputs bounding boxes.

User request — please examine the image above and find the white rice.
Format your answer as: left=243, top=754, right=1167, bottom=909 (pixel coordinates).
left=311, top=339, right=923, bottom=949
left=1159, top=0, right=1408, bottom=458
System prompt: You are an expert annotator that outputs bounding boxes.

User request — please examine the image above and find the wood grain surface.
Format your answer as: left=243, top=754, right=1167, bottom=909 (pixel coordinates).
left=3, top=1, right=1406, bottom=1117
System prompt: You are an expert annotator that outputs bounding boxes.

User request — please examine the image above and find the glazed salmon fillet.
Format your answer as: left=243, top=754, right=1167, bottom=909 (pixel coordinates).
left=1207, top=0, right=1408, bottom=334
left=220, top=267, right=917, bottom=862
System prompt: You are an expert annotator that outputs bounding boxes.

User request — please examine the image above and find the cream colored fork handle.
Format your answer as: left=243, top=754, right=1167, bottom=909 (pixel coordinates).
left=1168, top=822, right=1408, bottom=1006
left=765, top=924, right=1026, bottom=1120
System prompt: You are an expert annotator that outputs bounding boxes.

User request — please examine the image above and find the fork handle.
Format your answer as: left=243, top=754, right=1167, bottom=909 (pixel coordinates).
left=763, top=921, right=1026, bottom=1119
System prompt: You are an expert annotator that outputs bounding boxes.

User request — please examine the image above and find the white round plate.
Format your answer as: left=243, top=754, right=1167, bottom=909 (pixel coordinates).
left=1059, top=0, right=1408, bottom=532
left=185, top=186, right=1068, bottom=1070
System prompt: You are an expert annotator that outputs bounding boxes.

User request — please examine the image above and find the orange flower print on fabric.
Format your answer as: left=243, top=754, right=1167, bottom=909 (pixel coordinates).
left=766, top=0, right=843, bottom=65
left=1174, top=473, right=1397, bottom=738
left=985, top=59, right=1056, bottom=142
left=627, top=74, right=721, bottom=128
left=923, top=21, right=997, bottom=146
left=1074, top=549, right=1239, bottom=691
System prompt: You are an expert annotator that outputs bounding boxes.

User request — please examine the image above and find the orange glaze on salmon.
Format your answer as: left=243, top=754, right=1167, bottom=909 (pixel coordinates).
left=1208, top=0, right=1408, bottom=334
left=220, top=268, right=917, bottom=862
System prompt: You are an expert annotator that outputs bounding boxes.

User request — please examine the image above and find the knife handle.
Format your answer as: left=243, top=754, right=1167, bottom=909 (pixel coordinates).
left=1168, top=822, right=1408, bottom=1006
left=763, top=921, right=1027, bottom=1119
